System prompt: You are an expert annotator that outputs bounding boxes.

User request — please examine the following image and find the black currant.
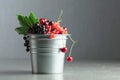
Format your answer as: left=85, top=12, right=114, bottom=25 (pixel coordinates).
left=26, top=48, right=30, bottom=52
left=27, top=35, right=29, bottom=37
left=24, top=43, right=28, bottom=46
left=25, top=40, right=29, bottom=44
left=26, top=45, right=30, bottom=47
left=49, top=21, right=53, bottom=25
left=23, top=37, right=27, bottom=40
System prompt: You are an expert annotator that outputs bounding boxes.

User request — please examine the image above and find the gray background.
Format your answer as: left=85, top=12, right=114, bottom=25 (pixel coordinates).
left=0, top=0, right=120, bottom=60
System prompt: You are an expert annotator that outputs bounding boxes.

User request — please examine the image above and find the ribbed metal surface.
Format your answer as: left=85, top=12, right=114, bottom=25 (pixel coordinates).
left=31, top=48, right=60, bottom=53
left=28, top=34, right=68, bottom=74
left=30, top=39, right=67, bottom=48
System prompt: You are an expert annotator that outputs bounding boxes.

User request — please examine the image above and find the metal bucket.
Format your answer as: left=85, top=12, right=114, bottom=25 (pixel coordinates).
left=28, top=34, right=68, bottom=74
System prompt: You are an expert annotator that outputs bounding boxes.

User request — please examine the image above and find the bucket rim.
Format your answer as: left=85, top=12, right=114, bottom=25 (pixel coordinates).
left=27, top=34, right=71, bottom=36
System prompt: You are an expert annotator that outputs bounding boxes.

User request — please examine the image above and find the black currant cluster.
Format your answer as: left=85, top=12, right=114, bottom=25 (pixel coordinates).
left=23, top=36, right=30, bottom=52
left=28, top=23, right=46, bottom=34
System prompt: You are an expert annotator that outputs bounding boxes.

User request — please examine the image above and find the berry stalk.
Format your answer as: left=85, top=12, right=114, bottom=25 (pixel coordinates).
left=57, top=10, right=63, bottom=22
left=68, top=35, right=77, bottom=56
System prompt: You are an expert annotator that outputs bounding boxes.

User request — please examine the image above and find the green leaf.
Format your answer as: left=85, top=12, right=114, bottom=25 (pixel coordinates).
left=15, top=26, right=29, bottom=35
left=24, top=16, right=33, bottom=27
left=17, top=15, right=30, bottom=28
left=29, top=12, right=38, bottom=24
left=15, top=12, right=38, bottom=35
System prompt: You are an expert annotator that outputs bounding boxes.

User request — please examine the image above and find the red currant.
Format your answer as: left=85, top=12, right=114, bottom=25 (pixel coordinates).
left=39, top=18, right=47, bottom=25
left=63, top=27, right=67, bottom=31
left=58, top=31, right=63, bottom=34
left=55, top=30, right=60, bottom=34
left=66, top=56, right=73, bottom=62
left=60, top=47, right=67, bottom=53
left=49, top=34, right=55, bottom=39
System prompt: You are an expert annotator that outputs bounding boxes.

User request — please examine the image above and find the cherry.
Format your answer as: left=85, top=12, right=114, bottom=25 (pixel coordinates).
left=39, top=18, right=47, bottom=25
left=45, top=25, right=51, bottom=29
left=44, top=21, right=49, bottom=26
left=60, top=47, right=67, bottom=53
left=66, top=56, right=73, bottom=62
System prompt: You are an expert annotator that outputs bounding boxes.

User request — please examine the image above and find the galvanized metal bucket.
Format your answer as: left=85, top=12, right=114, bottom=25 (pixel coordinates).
left=28, top=34, right=68, bottom=74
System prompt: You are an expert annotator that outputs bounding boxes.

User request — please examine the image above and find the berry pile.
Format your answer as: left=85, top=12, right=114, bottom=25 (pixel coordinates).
left=28, top=18, right=68, bottom=38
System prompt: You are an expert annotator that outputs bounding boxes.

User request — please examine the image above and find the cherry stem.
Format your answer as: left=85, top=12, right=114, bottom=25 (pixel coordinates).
left=68, top=34, right=77, bottom=56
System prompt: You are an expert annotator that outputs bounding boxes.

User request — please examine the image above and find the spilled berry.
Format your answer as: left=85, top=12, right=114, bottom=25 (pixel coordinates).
left=66, top=56, right=73, bottom=62
left=60, top=47, right=67, bottom=53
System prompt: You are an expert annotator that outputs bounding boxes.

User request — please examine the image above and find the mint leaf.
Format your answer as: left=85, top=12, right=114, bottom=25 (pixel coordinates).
left=24, top=16, right=33, bottom=27
left=15, top=26, right=29, bottom=35
left=15, top=12, right=38, bottom=35
left=17, top=15, right=30, bottom=28
left=29, top=12, right=38, bottom=24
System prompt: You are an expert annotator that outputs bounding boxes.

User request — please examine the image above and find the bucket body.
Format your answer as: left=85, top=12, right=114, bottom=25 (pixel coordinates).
left=28, top=34, right=68, bottom=74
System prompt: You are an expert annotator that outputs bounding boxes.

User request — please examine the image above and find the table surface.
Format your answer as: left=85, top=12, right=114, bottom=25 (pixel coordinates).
left=0, top=59, right=120, bottom=80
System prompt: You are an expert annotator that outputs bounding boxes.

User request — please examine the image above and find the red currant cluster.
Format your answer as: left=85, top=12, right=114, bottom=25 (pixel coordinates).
left=28, top=18, right=68, bottom=39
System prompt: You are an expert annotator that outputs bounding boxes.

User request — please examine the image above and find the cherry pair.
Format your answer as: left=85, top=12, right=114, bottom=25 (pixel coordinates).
left=60, top=47, right=73, bottom=62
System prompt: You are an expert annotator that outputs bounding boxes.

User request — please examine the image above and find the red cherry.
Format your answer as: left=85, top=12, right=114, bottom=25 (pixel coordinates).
left=45, top=25, right=51, bottom=29
left=44, top=21, right=50, bottom=25
left=60, top=47, right=67, bottom=53
left=66, top=56, right=73, bottom=62
left=39, top=18, right=47, bottom=25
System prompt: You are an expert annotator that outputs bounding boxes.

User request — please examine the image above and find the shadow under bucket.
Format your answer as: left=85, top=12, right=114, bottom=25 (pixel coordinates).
left=28, top=34, right=69, bottom=74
